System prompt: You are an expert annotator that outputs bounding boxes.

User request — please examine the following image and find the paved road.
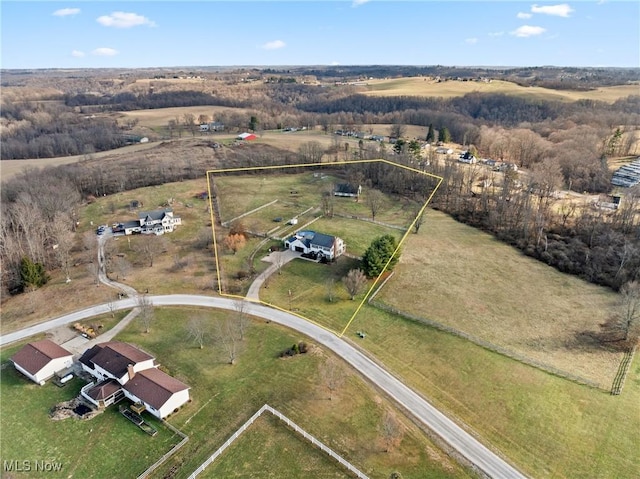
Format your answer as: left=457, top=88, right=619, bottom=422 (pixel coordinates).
left=246, top=250, right=299, bottom=301
left=0, top=294, right=526, bottom=479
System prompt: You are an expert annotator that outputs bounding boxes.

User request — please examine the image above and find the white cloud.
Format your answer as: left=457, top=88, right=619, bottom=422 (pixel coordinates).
left=531, top=4, right=574, bottom=17
left=330, top=61, right=340, bottom=66
left=92, top=47, right=119, bottom=57
left=352, top=0, right=370, bottom=6
left=53, top=8, right=80, bottom=17
left=71, top=50, right=85, bottom=57
left=488, top=31, right=505, bottom=37
left=511, top=25, right=546, bottom=37
left=517, top=12, right=532, bottom=19
left=261, top=40, right=286, bottom=50
left=465, top=38, right=478, bottom=45
left=97, top=12, right=156, bottom=28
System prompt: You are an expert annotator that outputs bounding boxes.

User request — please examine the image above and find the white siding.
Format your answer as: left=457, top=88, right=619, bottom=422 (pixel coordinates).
left=15, top=356, right=73, bottom=385
left=157, top=389, right=191, bottom=419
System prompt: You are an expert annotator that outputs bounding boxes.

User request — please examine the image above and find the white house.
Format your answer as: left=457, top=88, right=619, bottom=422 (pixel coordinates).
left=79, top=341, right=190, bottom=419
left=284, top=231, right=345, bottom=261
left=11, top=340, right=73, bottom=385
left=138, top=209, right=182, bottom=235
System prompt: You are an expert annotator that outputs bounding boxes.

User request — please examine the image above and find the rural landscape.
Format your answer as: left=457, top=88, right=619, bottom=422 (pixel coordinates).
left=1, top=59, right=639, bottom=479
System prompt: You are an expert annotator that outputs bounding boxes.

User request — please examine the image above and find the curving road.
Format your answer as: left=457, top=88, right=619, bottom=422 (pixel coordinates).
left=0, top=294, right=527, bottom=479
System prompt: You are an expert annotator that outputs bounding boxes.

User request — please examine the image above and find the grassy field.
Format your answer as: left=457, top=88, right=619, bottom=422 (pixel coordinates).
left=363, top=77, right=640, bottom=103
left=376, top=209, right=622, bottom=389
left=113, top=308, right=471, bottom=479
left=117, top=105, right=250, bottom=128
left=198, top=413, right=352, bottom=478
left=0, top=343, right=181, bottom=478
left=354, top=305, right=640, bottom=479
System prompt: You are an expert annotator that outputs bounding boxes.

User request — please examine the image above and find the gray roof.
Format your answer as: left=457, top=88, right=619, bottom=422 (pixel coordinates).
left=310, top=232, right=335, bottom=248
left=612, top=158, right=640, bottom=188
left=335, top=183, right=360, bottom=195
left=138, top=208, right=172, bottom=222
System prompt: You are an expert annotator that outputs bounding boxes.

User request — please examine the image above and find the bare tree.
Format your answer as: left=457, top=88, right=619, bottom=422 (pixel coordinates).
left=619, top=281, right=640, bottom=342
left=342, top=269, right=367, bottom=300
left=413, top=208, right=426, bottom=234
left=197, top=114, right=210, bottom=126
left=83, top=231, right=100, bottom=284
left=274, top=251, right=287, bottom=275
left=187, top=316, right=208, bottom=349
left=137, top=294, right=154, bottom=333
left=298, top=141, right=324, bottom=163
left=135, top=236, right=168, bottom=267
left=234, top=300, right=250, bottom=341
left=320, top=190, right=334, bottom=217
left=326, top=278, right=336, bottom=303
left=366, top=190, right=385, bottom=222
left=389, top=121, right=406, bottom=139
left=380, top=411, right=403, bottom=453
left=320, top=356, right=345, bottom=400
left=50, top=211, right=74, bottom=282
left=114, top=256, right=132, bottom=280
left=183, top=113, right=197, bottom=136
left=215, top=317, right=241, bottom=365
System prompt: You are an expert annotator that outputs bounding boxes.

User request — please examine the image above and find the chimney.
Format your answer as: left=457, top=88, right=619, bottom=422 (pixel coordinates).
left=127, top=364, right=135, bottom=381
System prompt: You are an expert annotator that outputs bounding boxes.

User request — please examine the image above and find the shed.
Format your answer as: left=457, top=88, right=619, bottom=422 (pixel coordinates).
left=237, top=133, right=257, bottom=141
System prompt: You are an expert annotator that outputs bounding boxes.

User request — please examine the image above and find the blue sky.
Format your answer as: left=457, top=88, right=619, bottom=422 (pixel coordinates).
left=2, top=1, right=638, bottom=69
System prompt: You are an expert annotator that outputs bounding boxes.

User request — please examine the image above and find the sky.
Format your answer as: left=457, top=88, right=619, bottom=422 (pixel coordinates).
left=1, top=1, right=638, bottom=69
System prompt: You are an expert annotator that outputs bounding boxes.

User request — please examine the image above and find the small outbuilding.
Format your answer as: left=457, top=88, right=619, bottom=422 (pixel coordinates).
left=11, top=340, right=74, bottom=385
left=237, top=132, right=257, bottom=141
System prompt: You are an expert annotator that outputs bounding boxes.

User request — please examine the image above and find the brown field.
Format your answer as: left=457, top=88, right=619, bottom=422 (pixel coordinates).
left=376, top=209, right=622, bottom=389
left=363, top=77, right=640, bottom=103
left=118, top=105, right=250, bottom=127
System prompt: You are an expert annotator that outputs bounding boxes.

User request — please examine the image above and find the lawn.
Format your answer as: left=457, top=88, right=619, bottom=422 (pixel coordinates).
left=375, top=210, right=622, bottom=389
left=113, top=308, right=471, bottom=479
left=0, top=344, right=181, bottom=478
left=260, top=256, right=367, bottom=333
left=354, top=305, right=640, bottom=479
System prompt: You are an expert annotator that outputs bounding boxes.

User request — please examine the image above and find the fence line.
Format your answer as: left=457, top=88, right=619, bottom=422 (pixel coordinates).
left=611, top=346, right=636, bottom=395
left=332, top=212, right=408, bottom=232
left=371, top=300, right=604, bottom=390
left=187, top=404, right=369, bottom=479
left=137, top=420, right=188, bottom=479
left=221, top=199, right=279, bottom=227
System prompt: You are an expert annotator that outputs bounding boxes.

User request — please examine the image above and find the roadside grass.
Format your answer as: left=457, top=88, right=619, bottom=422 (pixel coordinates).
left=375, top=210, right=622, bottom=388
left=363, top=77, right=639, bottom=103
left=76, top=310, right=131, bottom=336
left=0, top=345, right=181, bottom=479
left=115, top=308, right=471, bottom=479
left=355, top=305, right=640, bottom=479
left=260, top=257, right=367, bottom=333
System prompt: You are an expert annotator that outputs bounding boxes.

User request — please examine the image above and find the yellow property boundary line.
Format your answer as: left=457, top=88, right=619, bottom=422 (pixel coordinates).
left=206, top=159, right=443, bottom=338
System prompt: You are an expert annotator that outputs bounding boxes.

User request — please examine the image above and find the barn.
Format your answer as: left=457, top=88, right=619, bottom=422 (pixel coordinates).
left=237, top=132, right=257, bottom=141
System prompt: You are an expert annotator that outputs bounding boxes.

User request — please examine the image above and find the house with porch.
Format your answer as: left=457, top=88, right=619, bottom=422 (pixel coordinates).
left=11, top=340, right=73, bottom=386
left=334, top=183, right=362, bottom=199
left=139, top=208, right=181, bottom=235
left=79, top=341, right=190, bottom=419
left=284, top=231, right=345, bottom=261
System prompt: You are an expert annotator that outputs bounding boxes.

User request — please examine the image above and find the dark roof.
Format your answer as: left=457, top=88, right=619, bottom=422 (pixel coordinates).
left=123, top=220, right=141, bottom=229
left=123, top=368, right=189, bottom=410
left=335, top=183, right=360, bottom=195
left=138, top=209, right=172, bottom=222
left=11, top=340, right=72, bottom=375
left=310, top=232, right=335, bottom=248
left=85, top=379, right=122, bottom=401
left=79, top=342, right=154, bottom=378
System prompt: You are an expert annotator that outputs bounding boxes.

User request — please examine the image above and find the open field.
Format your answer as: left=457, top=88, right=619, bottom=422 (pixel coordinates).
left=198, top=413, right=352, bottom=478
left=376, top=209, right=622, bottom=388
left=117, top=105, right=250, bottom=128
left=355, top=305, right=640, bottom=479
left=261, top=257, right=367, bottom=333
left=363, top=77, right=640, bottom=103
left=114, top=308, right=471, bottom=479
left=0, top=343, right=181, bottom=478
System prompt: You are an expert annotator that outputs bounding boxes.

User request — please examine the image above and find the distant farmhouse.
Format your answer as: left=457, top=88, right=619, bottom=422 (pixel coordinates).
left=199, top=121, right=225, bottom=132
left=11, top=340, right=73, bottom=386
left=114, top=208, right=181, bottom=236
left=612, top=158, right=640, bottom=188
left=334, top=183, right=362, bottom=199
left=284, top=231, right=345, bottom=261
left=79, top=341, right=190, bottom=419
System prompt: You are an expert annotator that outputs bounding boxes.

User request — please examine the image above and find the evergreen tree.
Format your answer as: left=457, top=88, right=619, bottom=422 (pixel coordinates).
left=426, top=123, right=435, bottom=142
left=362, top=235, right=401, bottom=278
left=438, top=126, right=451, bottom=143
left=20, top=256, right=49, bottom=291
left=249, top=115, right=259, bottom=132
